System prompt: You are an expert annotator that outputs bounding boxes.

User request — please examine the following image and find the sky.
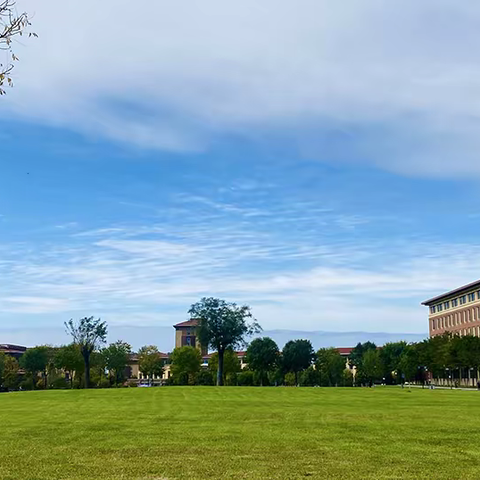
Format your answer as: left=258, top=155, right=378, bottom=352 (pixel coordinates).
left=3, top=0, right=480, bottom=347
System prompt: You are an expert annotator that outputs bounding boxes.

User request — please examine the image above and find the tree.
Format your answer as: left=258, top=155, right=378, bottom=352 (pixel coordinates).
left=171, top=346, right=202, bottom=385
left=103, top=341, right=132, bottom=385
left=0, top=351, right=5, bottom=386
left=3, top=355, right=19, bottom=390
left=316, top=348, right=345, bottom=386
left=0, top=1, right=35, bottom=95
left=360, top=349, right=382, bottom=385
left=54, top=344, right=84, bottom=388
left=282, top=339, right=315, bottom=384
left=65, top=317, right=108, bottom=389
left=138, top=345, right=164, bottom=385
left=208, top=349, right=241, bottom=383
left=188, top=297, right=261, bottom=386
left=19, top=346, right=50, bottom=389
left=245, top=337, right=279, bottom=386
left=349, top=341, right=377, bottom=369
left=379, top=342, right=407, bottom=384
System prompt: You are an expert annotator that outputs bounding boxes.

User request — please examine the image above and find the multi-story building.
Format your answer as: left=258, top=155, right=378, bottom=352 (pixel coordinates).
left=422, top=280, right=480, bottom=337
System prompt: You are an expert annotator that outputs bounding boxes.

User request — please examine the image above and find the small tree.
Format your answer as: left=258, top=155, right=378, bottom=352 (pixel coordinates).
left=171, top=346, right=202, bottom=385
left=3, top=355, right=19, bottom=390
left=245, top=337, right=279, bottom=386
left=103, top=341, right=132, bottom=385
left=349, top=341, right=377, bottom=369
left=316, top=348, right=346, bottom=386
left=54, top=344, right=84, bottom=388
left=0, top=351, right=5, bottom=386
left=360, top=349, right=382, bottom=385
left=19, top=346, right=50, bottom=389
left=282, top=339, right=315, bottom=385
left=208, top=349, right=241, bottom=383
left=189, top=297, right=261, bottom=386
left=0, top=1, right=36, bottom=95
left=138, top=345, right=164, bottom=385
left=65, top=317, right=108, bottom=389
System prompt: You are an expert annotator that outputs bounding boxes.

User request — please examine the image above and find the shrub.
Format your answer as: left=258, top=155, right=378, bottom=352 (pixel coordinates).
left=285, top=372, right=296, bottom=386
left=253, top=371, right=270, bottom=386
left=19, top=377, right=35, bottom=391
left=50, top=377, right=68, bottom=389
left=97, top=377, right=110, bottom=389
left=342, top=369, right=354, bottom=387
left=196, top=370, right=214, bottom=386
left=237, top=371, right=254, bottom=386
left=225, top=372, right=238, bottom=386
left=299, top=366, right=318, bottom=387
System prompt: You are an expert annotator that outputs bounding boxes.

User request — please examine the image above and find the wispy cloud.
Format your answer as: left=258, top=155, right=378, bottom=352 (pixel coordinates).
left=0, top=192, right=479, bottom=334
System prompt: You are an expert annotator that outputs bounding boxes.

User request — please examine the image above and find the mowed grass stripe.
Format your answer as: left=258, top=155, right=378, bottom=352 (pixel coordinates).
left=1, top=387, right=480, bottom=479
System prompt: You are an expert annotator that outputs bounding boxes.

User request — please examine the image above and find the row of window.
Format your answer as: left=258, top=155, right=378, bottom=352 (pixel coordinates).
left=431, top=306, right=480, bottom=330
left=430, top=291, right=480, bottom=314
left=433, top=326, right=480, bottom=338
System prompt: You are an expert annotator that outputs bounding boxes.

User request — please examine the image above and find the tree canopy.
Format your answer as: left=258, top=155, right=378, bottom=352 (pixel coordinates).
left=65, top=317, right=107, bottom=389
left=316, top=348, right=345, bottom=387
left=245, top=337, right=279, bottom=385
left=171, top=346, right=202, bottom=385
left=19, top=346, right=50, bottom=389
left=137, top=345, right=164, bottom=384
left=103, top=341, right=132, bottom=385
left=188, top=297, right=261, bottom=386
left=282, top=339, right=315, bottom=384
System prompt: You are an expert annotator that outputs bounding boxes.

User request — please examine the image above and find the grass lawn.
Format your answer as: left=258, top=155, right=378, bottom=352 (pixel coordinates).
left=1, top=387, right=480, bottom=479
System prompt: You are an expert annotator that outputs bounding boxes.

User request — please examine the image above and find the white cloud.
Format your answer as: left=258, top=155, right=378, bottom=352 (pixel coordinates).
left=4, top=0, right=480, bottom=176
left=1, top=192, right=480, bottom=335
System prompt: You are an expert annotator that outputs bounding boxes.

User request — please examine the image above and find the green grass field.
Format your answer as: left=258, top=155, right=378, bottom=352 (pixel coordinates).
left=1, top=387, right=480, bottom=479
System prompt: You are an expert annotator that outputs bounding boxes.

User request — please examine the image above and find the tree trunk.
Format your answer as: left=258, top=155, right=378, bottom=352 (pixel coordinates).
left=83, top=352, right=90, bottom=389
left=217, top=349, right=224, bottom=386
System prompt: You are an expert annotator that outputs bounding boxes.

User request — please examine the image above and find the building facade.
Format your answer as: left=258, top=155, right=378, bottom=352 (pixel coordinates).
left=422, top=279, right=480, bottom=337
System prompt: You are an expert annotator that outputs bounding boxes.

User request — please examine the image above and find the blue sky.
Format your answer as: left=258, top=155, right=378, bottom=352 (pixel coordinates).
left=2, top=0, right=480, bottom=346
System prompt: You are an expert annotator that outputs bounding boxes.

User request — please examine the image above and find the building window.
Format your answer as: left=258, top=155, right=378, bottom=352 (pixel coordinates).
left=444, top=301, right=450, bottom=309
left=437, top=304, right=443, bottom=312
left=460, top=295, right=467, bottom=305
left=468, top=293, right=476, bottom=302
left=452, top=298, right=458, bottom=307
left=430, top=306, right=436, bottom=314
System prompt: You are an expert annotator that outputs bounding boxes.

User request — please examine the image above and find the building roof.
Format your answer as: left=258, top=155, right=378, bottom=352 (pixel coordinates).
left=173, top=319, right=199, bottom=328
left=421, top=279, right=480, bottom=306
left=0, top=344, right=27, bottom=353
left=336, top=347, right=353, bottom=356
left=129, top=352, right=169, bottom=362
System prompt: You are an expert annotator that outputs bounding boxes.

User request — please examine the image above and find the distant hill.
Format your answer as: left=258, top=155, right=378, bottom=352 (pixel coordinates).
left=0, top=325, right=427, bottom=352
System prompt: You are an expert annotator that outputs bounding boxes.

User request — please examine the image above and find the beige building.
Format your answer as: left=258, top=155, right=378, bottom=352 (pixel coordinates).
left=422, top=280, right=480, bottom=337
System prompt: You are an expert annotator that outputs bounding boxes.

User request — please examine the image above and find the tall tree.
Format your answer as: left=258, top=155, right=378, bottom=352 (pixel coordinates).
left=282, top=339, right=315, bottom=384
left=189, top=297, right=261, bottom=386
left=65, top=317, right=107, bottom=389
left=316, top=348, right=346, bottom=386
left=171, top=346, right=202, bottom=385
left=103, top=341, right=132, bottom=385
left=0, top=1, right=35, bottom=94
left=19, top=346, right=50, bottom=389
left=245, top=337, right=279, bottom=386
left=138, top=345, right=164, bottom=385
